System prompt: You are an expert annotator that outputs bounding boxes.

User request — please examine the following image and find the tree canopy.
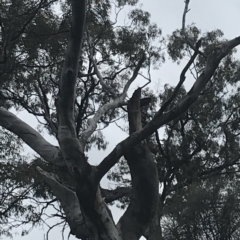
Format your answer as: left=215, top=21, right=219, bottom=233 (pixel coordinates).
left=1, top=0, right=240, bottom=239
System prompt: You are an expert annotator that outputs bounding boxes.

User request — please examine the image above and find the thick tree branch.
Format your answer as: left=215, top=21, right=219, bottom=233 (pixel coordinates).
left=75, top=184, right=121, bottom=240
left=97, top=36, right=240, bottom=181
left=0, top=107, right=64, bottom=166
left=117, top=89, right=158, bottom=239
left=101, top=187, right=131, bottom=203
left=54, top=3, right=122, bottom=238
left=36, top=167, right=89, bottom=239
left=58, top=0, right=86, bottom=128
left=57, top=0, right=89, bottom=169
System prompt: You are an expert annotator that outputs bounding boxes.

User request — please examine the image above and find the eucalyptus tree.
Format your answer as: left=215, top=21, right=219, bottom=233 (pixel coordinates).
left=1, top=0, right=240, bottom=239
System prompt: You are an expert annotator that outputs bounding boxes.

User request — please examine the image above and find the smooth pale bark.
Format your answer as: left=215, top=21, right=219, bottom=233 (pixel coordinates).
left=56, top=0, right=121, bottom=239
left=37, top=167, right=89, bottom=239
left=80, top=54, right=145, bottom=146
left=37, top=166, right=130, bottom=239
left=0, top=107, right=64, bottom=166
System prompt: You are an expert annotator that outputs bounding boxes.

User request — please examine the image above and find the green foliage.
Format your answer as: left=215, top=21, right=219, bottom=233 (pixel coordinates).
left=0, top=128, right=22, bottom=160
left=1, top=0, right=240, bottom=238
left=107, top=24, right=240, bottom=239
left=163, top=178, right=240, bottom=239
left=0, top=0, right=164, bottom=236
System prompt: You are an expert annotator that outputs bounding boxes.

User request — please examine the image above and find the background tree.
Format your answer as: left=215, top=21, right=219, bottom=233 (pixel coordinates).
left=0, top=0, right=240, bottom=239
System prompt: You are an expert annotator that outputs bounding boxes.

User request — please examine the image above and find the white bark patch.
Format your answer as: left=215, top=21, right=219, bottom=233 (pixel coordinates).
left=0, top=107, right=64, bottom=166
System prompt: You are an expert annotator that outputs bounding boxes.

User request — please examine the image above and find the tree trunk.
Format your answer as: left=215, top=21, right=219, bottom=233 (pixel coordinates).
left=118, top=89, right=159, bottom=239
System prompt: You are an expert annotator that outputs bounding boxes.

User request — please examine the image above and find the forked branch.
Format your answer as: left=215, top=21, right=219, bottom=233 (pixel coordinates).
left=37, top=167, right=89, bottom=239
left=80, top=53, right=146, bottom=146
left=159, top=38, right=202, bottom=115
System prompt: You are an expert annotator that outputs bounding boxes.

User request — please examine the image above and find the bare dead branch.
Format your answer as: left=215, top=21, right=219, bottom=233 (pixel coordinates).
left=181, top=0, right=206, bottom=58
left=182, top=0, right=190, bottom=35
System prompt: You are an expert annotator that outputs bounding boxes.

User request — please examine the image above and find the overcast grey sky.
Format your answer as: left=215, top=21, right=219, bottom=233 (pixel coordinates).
left=10, top=0, right=240, bottom=239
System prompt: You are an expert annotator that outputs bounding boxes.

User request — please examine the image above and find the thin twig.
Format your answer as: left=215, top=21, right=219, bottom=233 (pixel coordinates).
left=159, top=38, right=202, bottom=115
left=181, top=0, right=206, bottom=58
